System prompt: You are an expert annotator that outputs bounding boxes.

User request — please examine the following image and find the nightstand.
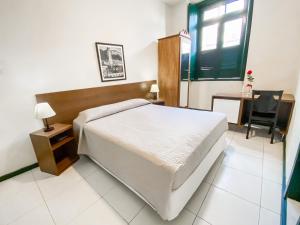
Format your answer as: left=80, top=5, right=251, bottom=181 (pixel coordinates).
left=30, top=123, right=79, bottom=176
left=149, top=99, right=165, bottom=106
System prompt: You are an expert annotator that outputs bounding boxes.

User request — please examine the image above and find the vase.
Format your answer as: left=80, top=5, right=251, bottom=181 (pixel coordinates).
left=242, top=82, right=253, bottom=96
left=246, top=83, right=253, bottom=95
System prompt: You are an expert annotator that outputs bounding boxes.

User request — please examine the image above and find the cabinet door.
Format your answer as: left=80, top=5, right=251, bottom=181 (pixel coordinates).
left=158, top=36, right=180, bottom=107
left=180, top=81, right=189, bottom=107
left=179, top=37, right=191, bottom=107
left=213, top=98, right=241, bottom=123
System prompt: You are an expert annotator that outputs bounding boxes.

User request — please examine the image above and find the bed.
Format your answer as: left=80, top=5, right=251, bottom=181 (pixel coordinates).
left=73, top=98, right=227, bottom=220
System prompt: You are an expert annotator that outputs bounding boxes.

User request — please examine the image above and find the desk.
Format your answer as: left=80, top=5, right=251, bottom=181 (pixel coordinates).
left=212, top=93, right=295, bottom=136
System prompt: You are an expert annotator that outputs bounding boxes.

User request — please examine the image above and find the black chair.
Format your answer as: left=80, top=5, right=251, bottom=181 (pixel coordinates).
left=246, top=90, right=283, bottom=144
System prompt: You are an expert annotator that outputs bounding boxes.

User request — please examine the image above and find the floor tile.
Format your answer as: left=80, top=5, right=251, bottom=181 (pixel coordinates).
left=193, top=217, right=210, bottom=225
left=263, top=142, right=283, bottom=162
left=0, top=173, right=44, bottom=225
left=9, top=203, right=54, bottom=225
left=0, top=172, right=36, bottom=201
left=84, top=167, right=119, bottom=196
left=46, top=179, right=100, bottom=225
left=230, top=136, right=263, bottom=158
left=204, top=153, right=224, bottom=184
left=104, top=183, right=146, bottom=222
left=213, top=165, right=262, bottom=204
left=32, top=167, right=82, bottom=201
left=223, top=149, right=263, bottom=177
left=261, top=180, right=282, bottom=214
left=263, top=159, right=283, bottom=184
left=185, top=182, right=211, bottom=214
left=234, top=128, right=266, bottom=141
left=198, top=186, right=260, bottom=225
left=73, top=155, right=99, bottom=178
left=259, top=208, right=280, bottom=225
left=225, top=130, right=235, bottom=146
left=69, top=199, right=127, bottom=225
left=130, top=206, right=195, bottom=225
left=286, top=199, right=300, bottom=225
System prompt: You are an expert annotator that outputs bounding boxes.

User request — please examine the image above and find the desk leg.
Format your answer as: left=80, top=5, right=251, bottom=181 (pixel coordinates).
left=237, top=99, right=245, bottom=127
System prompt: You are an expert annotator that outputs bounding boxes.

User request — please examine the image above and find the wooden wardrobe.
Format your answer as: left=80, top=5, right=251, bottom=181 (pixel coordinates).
left=158, top=31, right=191, bottom=107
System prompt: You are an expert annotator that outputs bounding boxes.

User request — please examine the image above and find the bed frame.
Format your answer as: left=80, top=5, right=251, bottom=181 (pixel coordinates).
left=35, top=80, right=156, bottom=124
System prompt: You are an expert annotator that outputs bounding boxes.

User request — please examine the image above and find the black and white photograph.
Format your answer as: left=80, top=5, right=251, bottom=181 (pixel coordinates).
left=95, top=42, right=126, bottom=82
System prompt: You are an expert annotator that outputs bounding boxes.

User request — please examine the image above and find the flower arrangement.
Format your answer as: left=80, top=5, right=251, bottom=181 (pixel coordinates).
left=246, top=70, right=254, bottom=86
left=243, top=69, right=254, bottom=94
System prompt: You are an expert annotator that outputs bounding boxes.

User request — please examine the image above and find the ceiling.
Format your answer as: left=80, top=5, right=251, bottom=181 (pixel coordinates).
left=161, top=0, right=201, bottom=6
left=161, top=0, right=183, bottom=6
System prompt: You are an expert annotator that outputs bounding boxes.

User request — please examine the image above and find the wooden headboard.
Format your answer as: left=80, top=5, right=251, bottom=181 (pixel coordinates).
left=36, top=80, right=156, bottom=124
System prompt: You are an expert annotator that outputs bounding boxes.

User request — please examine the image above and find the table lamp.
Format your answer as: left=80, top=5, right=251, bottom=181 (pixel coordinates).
left=34, top=102, right=56, bottom=132
left=150, top=84, right=159, bottom=100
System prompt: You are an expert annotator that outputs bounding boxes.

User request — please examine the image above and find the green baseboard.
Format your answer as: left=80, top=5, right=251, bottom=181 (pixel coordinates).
left=281, top=141, right=287, bottom=225
left=0, top=163, right=38, bottom=182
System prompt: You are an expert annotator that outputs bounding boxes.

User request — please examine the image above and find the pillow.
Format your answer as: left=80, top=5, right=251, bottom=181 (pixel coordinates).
left=78, top=98, right=150, bottom=123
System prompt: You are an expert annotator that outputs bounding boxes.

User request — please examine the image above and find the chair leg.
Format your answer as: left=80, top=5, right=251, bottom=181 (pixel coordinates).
left=246, top=122, right=251, bottom=139
left=270, top=124, right=276, bottom=144
left=268, top=125, right=272, bottom=135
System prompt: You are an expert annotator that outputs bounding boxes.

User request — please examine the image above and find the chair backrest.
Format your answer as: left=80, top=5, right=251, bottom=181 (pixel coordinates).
left=251, top=90, right=284, bottom=114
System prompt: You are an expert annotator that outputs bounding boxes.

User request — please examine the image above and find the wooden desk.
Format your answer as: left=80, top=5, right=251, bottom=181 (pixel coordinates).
left=212, top=93, right=295, bottom=136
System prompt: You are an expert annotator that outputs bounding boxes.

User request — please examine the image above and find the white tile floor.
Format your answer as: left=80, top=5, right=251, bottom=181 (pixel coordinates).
left=0, top=129, right=286, bottom=225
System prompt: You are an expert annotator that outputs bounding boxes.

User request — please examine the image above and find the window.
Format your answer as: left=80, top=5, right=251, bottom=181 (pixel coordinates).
left=188, top=0, right=253, bottom=80
left=201, top=23, right=219, bottom=50
left=223, top=18, right=243, bottom=47
left=203, top=5, right=225, bottom=21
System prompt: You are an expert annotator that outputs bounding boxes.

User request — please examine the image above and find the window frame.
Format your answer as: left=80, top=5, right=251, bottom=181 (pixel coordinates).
left=187, top=0, right=254, bottom=81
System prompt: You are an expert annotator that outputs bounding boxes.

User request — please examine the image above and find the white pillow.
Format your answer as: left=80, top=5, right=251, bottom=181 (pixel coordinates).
left=78, top=98, right=150, bottom=123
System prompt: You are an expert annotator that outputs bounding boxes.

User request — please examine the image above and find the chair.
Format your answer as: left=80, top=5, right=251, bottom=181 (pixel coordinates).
left=246, top=90, right=283, bottom=144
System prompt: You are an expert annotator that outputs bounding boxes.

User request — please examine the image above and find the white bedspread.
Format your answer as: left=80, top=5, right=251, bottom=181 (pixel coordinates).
left=74, top=99, right=227, bottom=220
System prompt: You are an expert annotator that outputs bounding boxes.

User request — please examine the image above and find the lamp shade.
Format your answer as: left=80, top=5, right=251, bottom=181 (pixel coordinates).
left=150, top=84, right=159, bottom=93
left=34, top=103, right=56, bottom=119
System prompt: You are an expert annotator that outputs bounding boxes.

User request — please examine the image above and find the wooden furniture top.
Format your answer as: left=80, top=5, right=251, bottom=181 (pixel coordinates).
left=31, top=123, right=72, bottom=138
left=149, top=99, right=165, bottom=105
left=35, top=80, right=155, bottom=124
left=214, top=93, right=295, bottom=103
left=158, top=33, right=191, bottom=41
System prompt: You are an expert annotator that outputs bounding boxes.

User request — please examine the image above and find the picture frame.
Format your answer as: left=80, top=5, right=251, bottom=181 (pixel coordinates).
left=95, top=42, right=127, bottom=82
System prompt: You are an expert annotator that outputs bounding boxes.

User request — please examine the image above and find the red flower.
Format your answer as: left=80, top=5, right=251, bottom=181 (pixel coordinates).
left=247, top=70, right=253, bottom=75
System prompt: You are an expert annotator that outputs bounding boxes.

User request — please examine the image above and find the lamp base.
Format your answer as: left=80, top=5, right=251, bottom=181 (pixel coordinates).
left=42, top=118, right=54, bottom=132
left=43, top=126, right=54, bottom=132
left=152, top=93, right=158, bottom=100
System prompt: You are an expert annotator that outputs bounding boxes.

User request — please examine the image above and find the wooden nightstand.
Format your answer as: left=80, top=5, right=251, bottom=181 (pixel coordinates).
left=149, top=99, right=165, bottom=105
left=30, top=123, right=79, bottom=176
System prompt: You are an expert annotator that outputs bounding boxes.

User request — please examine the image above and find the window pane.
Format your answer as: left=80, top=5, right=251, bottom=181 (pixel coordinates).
left=226, top=0, right=244, bottom=14
left=223, top=18, right=243, bottom=47
left=202, top=24, right=219, bottom=51
left=203, top=5, right=225, bottom=21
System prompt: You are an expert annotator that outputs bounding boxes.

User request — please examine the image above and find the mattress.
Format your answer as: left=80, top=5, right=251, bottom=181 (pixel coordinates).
left=74, top=99, right=227, bottom=219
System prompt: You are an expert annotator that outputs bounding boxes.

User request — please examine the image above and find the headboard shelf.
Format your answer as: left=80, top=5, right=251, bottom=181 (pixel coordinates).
left=36, top=80, right=156, bottom=124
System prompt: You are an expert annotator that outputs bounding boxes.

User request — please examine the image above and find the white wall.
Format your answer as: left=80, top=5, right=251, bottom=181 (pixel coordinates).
left=0, top=0, right=166, bottom=176
left=286, top=71, right=300, bottom=225
left=166, top=0, right=189, bottom=35
left=167, top=0, right=300, bottom=110
left=286, top=72, right=300, bottom=181
left=189, top=81, right=242, bottom=109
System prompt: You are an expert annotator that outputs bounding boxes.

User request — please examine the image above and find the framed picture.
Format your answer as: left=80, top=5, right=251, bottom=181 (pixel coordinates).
left=95, top=42, right=127, bottom=82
